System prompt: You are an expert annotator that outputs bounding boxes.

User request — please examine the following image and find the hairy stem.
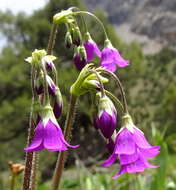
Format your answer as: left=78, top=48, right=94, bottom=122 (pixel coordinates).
left=30, top=153, right=39, bottom=190
left=73, top=11, right=108, bottom=39
left=105, top=90, right=124, bottom=115
left=22, top=65, right=36, bottom=190
left=52, top=94, right=78, bottom=190
left=47, top=23, right=58, bottom=55
left=101, top=70, right=128, bottom=114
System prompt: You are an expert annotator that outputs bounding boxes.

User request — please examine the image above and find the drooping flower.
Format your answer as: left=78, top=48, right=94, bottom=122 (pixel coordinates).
left=100, top=39, right=129, bottom=72
left=95, top=94, right=117, bottom=138
left=102, top=114, right=160, bottom=178
left=41, top=55, right=57, bottom=71
left=73, top=53, right=87, bottom=71
left=53, top=87, right=63, bottom=118
left=84, top=32, right=101, bottom=62
left=25, top=104, right=78, bottom=152
left=35, top=74, right=57, bottom=96
left=73, top=46, right=87, bottom=71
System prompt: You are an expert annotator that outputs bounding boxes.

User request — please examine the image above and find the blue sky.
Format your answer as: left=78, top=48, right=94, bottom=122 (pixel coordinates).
left=0, top=0, right=48, bottom=14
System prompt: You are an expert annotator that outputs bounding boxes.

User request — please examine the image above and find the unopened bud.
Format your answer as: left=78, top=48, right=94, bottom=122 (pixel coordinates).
left=65, top=31, right=73, bottom=48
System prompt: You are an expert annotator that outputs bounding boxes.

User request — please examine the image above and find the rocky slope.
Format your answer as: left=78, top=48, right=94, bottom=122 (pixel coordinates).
left=84, top=0, right=176, bottom=51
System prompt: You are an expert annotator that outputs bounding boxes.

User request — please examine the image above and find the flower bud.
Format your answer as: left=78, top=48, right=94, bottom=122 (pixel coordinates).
left=70, top=26, right=82, bottom=46
left=65, top=31, right=73, bottom=49
left=53, top=9, right=74, bottom=24
left=41, top=55, right=57, bottom=71
left=95, top=94, right=117, bottom=138
left=84, top=32, right=101, bottom=62
left=53, top=87, right=63, bottom=118
left=73, top=46, right=87, bottom=71
left=70, top=64, right=108, bottom=97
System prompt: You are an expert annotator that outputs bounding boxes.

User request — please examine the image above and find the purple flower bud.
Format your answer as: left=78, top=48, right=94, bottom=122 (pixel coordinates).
left=24, top=104, right=79, bottom=152
left=100, top=39, right=129, bottom=72
left=96, top=111, right=117, bottom=138
left=41, top=56, right=56, bottom=71
left=70, top=26, right=81, bottom=46
left=65, top=31, right=73, bottom=49
left=73, top=53, right=87, bottom=71
left=102, top=114, right=160, bottom=179
left=53, top=88, right=63, bottom=118
left=95, top=95, right=117, bottom=138
left=35, top=74, right=57, bottom=96
left=84, top=33, right=101, bottom=62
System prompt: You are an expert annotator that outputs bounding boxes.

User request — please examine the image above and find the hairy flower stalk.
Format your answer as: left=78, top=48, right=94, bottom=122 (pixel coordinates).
left=52, top=94, right=78, bottom=190
left=22, top=64, right=36, bottom=190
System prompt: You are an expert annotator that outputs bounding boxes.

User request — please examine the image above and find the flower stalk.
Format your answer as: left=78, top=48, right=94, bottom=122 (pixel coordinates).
left=100, top=69, right=128, bottom=114
left=52, top=94, right=78, bottom=190
left=22, top=65, right=36, bottom=190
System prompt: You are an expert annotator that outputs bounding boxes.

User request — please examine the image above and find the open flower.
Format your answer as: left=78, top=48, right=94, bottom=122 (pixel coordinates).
left=95, top=94, right=117, bottom=138
left=100, top=39, right=129, bottom=72
left=102, top=114, right=160, bottom=178
left=84, top=32, right=101, bottom=62
left=25, top=104, right=78, bottom=152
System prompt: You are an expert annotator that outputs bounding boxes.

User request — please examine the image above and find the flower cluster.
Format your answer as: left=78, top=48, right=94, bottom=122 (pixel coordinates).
left=25, top=50, right=77, bottom=152
left=24, top=9, right=160, bottom=183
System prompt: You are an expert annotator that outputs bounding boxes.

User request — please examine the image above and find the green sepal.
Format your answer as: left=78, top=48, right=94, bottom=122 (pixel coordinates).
left=53, top=10, right=74, bottom=24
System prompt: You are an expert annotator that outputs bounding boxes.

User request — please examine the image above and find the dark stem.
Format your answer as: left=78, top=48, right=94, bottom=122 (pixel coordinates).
left=30, top=153, right=39, bottom=190
left=52, top=94, right=78, bottom=190
left=22, top=65, right=36, bottom=190
left=102, top=70, right=128, bottom=113
left=47, top=24, right=58, bottom=55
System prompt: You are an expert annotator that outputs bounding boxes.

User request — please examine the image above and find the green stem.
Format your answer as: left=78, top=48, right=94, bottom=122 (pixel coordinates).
left=10, top=174, right=16, bottom=190
left=22, top=65, right=36, bottom=190
left=73, top=11, right=108, bottom=39
left=100, top=70, right=128, bottom=114
left=90, top=69, right=105, bottom=97
left=52, top=94, right=78, bottom=190
left=47, top=23, right=58, bottom=86
left=47, top=23, right=58, bottom=55
left=105, top=90, right=124, bottom=115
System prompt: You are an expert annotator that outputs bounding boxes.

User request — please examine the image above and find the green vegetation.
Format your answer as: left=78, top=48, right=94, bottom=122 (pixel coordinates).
left=0, top=0, right=176, bottom=189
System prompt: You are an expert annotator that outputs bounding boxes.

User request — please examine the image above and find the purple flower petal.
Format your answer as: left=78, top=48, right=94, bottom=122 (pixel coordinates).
left=100, top=47, right=129, bottom=72
left=133, top=128, right=152, bottom=148
left=96, top=111, right=116, bottom=138
left=139, top=146, right=160, bottom=158
left=114, top=128, right=136, bottom=155
left=113, top=165, right=127, bottom=179
left=119, top=149, right=139, bottom=165
left=43, top=120, right=67, bottom=151
left=102, top=154, right=117, bottom=167
left=84, top=41, right=101, bottom=62
left=24, top=121, right=44, bottom=152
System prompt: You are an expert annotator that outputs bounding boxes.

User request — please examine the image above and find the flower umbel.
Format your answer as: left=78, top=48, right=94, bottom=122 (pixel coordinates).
left=100, top=39, right=129, bottom=72
left=25, top=104, right=78, bottom=152
left=102, top=114, right=160, bottom=178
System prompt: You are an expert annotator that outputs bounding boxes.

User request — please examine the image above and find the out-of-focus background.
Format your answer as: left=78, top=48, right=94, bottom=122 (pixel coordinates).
left=0, top=0, right=176, bottom=189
